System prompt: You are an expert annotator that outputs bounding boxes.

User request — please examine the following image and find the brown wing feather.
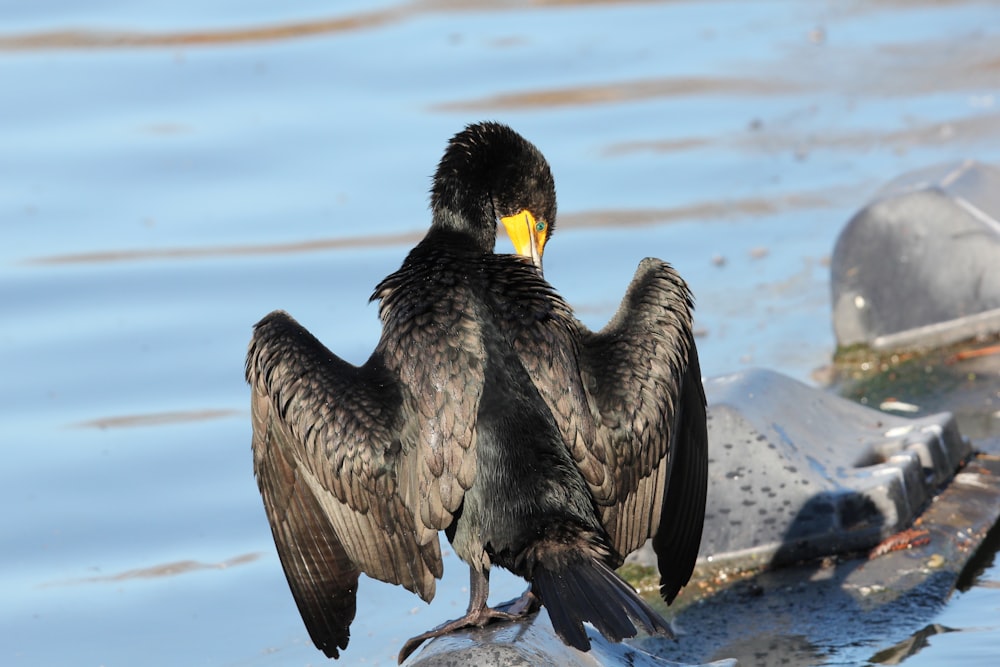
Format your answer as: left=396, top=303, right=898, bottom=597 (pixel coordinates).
left=516, top=258, right=706, bottom=599
left=579, top=258, right=707, bottom=599
left=252, top=394, right=360, bottom=658
left=246, top=310, right=444, bottom=656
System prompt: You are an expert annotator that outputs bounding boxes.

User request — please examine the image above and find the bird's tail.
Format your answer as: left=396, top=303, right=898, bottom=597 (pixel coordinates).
left=531, top=552, right=675, bottom=652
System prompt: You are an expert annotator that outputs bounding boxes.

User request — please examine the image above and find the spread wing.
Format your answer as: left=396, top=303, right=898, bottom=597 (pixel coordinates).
left=523, top=258, right=707, bottom=603
left=246, top=310, right=443, bottom=658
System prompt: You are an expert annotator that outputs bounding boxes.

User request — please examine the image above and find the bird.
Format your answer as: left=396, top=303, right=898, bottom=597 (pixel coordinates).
left=245, top=121, right=708, bottom=663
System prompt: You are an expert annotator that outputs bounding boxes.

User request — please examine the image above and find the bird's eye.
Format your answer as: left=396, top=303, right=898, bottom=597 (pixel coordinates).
left=535, top=221, right=546, bottom=232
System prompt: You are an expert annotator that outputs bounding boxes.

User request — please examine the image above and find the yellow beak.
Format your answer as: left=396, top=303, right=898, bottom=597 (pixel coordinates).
left=500, top=209, right=547, bottom=272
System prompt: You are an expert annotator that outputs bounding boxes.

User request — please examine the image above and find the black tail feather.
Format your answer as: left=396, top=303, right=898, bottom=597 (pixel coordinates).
left=562, top=567, right=629, bottom=643
left=532, top=556, right=674, bottom=652
left=537, top=568, right=590, bottom=651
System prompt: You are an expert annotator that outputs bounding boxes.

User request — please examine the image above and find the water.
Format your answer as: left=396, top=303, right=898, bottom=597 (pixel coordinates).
left=3, top=1, right=1000, bottom=665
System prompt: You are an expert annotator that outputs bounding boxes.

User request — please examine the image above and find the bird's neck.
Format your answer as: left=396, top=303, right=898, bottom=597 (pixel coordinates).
left=429, top=209, right=496, bottom=255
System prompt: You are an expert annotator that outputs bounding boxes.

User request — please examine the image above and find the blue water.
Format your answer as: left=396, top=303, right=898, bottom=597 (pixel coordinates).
left=4, top=1, right=1000, bottom=665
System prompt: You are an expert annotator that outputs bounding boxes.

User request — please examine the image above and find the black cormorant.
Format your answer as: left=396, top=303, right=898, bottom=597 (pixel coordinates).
left=245, top=121, right=708, bottom=663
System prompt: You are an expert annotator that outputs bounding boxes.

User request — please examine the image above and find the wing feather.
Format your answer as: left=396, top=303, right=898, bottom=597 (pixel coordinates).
left=652, top=343, right=708, bottom=602
left=247, top=310, right=444, bottom=656
left=578, top=258, right=707, bottom=600
left=253, top=401, right=358, bottom=659
left=515, top=258, right=707, bottom=600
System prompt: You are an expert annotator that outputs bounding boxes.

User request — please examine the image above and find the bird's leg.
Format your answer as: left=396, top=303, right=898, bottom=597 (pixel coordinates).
left=397, top=567, right=524, bottom=663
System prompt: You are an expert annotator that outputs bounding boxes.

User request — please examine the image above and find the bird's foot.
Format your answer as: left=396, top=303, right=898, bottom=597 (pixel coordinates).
left=397, top=606, right=523, bottom=663
left=495, top=588, right=541, bottom=616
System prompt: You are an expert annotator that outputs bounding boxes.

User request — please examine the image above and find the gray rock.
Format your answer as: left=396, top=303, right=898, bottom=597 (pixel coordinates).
left=629, top=368, right=971, bottom=574
left=830, top=160, right=1000, bottom=351
left=645, top=450, right=1000, bottom=666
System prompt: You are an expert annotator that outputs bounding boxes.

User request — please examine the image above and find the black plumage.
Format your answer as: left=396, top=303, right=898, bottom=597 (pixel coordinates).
left=245, top=121, right=708, bottom=662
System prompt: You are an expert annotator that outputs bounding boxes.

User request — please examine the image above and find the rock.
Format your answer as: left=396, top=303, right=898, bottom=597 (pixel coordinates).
left=830, top=160, right=1000, bottom=351
left=628, top=368, right=971, bottom=575
left=642, top=452, right=1000, bottom=666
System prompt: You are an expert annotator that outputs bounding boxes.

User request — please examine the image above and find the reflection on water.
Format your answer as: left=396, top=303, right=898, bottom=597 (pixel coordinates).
left=0, top=6, right=408, bottom=50
left=4, top=0, right=1000, bottom=665
left=71, top=409, right=241, bottom=429
left=23, top=231, right=426, bottom=266
left=431, top=75, right=801, bottom=111
left=558, top=191, right=842, bottom=230
left=39, top=553, right=262, bottom=588
left=869, top=624, right=958, bottom=666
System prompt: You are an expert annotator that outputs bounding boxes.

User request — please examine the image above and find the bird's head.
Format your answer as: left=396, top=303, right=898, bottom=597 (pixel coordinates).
left=430, top=121, right=556, bottom=272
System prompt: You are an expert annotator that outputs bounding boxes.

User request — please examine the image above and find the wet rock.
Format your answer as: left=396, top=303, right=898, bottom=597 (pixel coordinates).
left=641, top=452, right=1000, bottom=666
left=831, top=160, right=1000, bottom=351
left=630, top=368, right=971, bottom=575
